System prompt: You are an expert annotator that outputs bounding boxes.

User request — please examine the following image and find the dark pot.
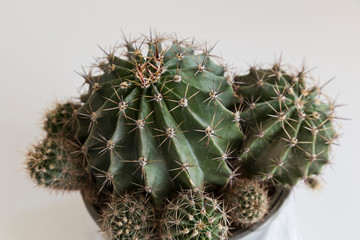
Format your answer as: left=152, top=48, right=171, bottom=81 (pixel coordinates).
left=82, top=187, right=291, bottom=240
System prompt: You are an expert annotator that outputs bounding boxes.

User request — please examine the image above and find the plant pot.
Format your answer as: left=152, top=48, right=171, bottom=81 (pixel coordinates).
left=82, top=187, right=294, bottom=240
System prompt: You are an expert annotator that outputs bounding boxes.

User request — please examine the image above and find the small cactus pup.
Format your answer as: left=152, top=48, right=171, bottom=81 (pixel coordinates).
left=76, top=34, right=244, bottom=204
left=44, top=101, right=80, bottom=138
left=100, top=192, right=156, bottom=240
left=161, top=189, right=229, bottom=240
left=234, top=64, right=338, bottom=186
left=26, top=137, right=90, bottom=191
left=224, top=179, right=269, bottom=228
left=26, top=100, right=93, bottom=192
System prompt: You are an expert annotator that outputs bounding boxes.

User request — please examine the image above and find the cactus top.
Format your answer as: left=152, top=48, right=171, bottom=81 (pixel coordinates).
left=76, top=34, right=244, bottom=203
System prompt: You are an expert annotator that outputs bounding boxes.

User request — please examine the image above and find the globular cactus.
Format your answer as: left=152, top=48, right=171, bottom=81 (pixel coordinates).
left=44, top=101, right=80, bottom=138
left=101, top=193, right=156, bottom=240
left=234, top=64, right=337, bottom=186
left=75, top=34, right=243, bottom=204
left=25, top=32, right=341, bottom=239
left=160, top=189, right=229, bottom=240
left=26, top=137, right=90, bottom=191
left=224, top=179, right=269, bottom=227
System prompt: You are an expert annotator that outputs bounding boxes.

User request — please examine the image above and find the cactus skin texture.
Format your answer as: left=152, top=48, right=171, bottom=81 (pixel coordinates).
left=160, top=190, right=229, bottom=240
left=101, top=193, right=156, bottom=240
left=26, top=138, right=90, bottom=191
left=76, top=34, right=243, bottom=204
left=224, top=179, right=268, bottom=227
left=234, top=65, right=337, bottom=186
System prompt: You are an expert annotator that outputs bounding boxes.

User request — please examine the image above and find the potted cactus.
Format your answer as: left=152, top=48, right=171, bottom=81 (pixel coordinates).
left=26, top=33, right=338, bottom=239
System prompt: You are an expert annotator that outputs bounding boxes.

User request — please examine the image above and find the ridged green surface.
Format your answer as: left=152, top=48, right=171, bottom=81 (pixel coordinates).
left=76, top=36, right=243, bottom=203
left=234, top=65, right=337, bottom=186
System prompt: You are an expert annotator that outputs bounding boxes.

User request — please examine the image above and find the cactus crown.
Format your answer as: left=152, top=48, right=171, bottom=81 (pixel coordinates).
left=76, top=33, right=243, bottom=204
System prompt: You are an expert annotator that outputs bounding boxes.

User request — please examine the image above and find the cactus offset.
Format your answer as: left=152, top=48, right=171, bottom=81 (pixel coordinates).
left=234, top=64, right=337, bottom=186
left=101, top=193, right=156, bottom=240
left=161, top=190, right=229, bottom=240
left=26, top=137, right=90, bottom=191
left=76, top=34, right=243, bottom=204
left=44, top=101, right=80, bottom=138
left=224, top=179, right=269, bottom=227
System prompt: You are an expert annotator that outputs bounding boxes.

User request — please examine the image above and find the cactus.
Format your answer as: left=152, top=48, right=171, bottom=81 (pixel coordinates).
left=44, top=101, right=80, bottom=138
left=234, top=64, right=337, bottom=186
left=75, top=34, right=243, bottom=203
left=224, top=179, right=269, bottom=227
left=25, top=32, right=341, bottom=239
left=101, top=193, right=156, bottom=240
left=160, top=189, right=229, bottom=240
left=26, top=137, right=90, bottom=191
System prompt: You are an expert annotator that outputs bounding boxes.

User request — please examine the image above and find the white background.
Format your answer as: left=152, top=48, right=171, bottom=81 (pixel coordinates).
left=1, top=0, right=359, bottom=239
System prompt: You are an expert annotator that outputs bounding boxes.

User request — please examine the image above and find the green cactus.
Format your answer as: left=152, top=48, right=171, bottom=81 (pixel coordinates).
left=26, top=137, right=90, bottom=191
left=25, top=32, right=341, bottom=239
left=100, top=193, right=156, bottom=240
left=224, top=179, right=269, bottom=227
left=75, top=34, right=243, bottom=204
left=234, top=64, right=337, bottom=186
left=160, top=189, right=229, bottom=240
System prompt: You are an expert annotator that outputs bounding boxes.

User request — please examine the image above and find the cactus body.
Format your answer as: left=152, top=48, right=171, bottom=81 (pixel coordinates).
left=101, top=193, right=156, bottom=240
left=76, top=36, right=243, bottom=203
left=234, top=66, right=337, bottom=186
left=224, top=179, right=268, bottom=227
left=161, top=190, right=228, bottom=240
